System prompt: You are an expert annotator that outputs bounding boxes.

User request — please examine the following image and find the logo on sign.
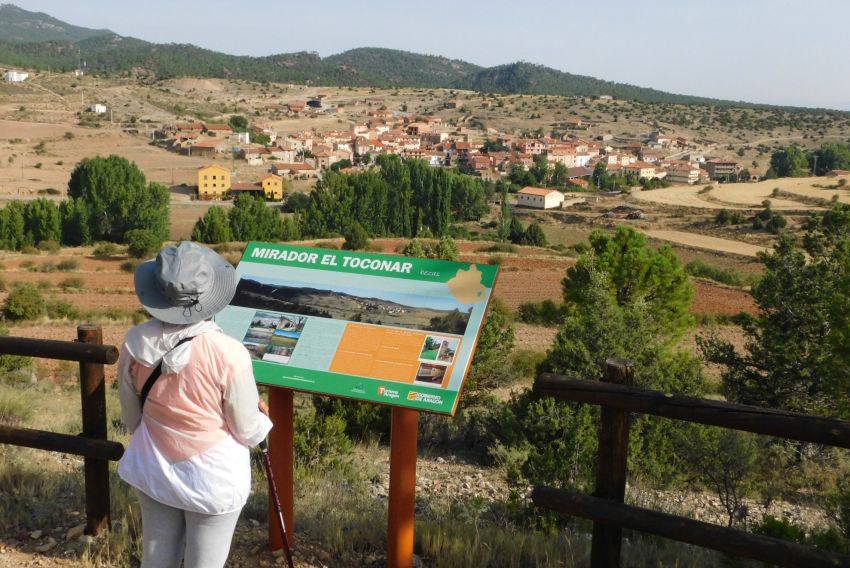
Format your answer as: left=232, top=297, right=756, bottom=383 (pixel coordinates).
left=405, top=391, right=445, bottom=406
left=377, top=386, right=400, bottom=399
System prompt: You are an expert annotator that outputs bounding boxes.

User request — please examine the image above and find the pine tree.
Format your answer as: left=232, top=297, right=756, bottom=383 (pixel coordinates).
left=192, top=206, right=232, bottom=244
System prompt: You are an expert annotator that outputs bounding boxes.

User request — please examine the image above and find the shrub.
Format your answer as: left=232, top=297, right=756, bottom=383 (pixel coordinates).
left=342, top=222, right=369, bottom=251
left=313, top=396, right=391, bottom=443
left=36, top=240, right=60, bottom=253
left=92, top=241, right=122, bottom=257
left=754, top=515, right=848, bottom=553
left=517, top=300, right=568, bottom=326
left=0, top=388, right=33, bottom=424
left=715, top=209, right=745, bottom=225
left=511, top=349, right=547, bottom=379
left=293, top=406, right=353, bottom=471
left=685, top=260, right=747, bottom=287
left=20, top=245, right=38, bottom=255
left=0, top=324, right=30, bottom=374
left=124, top=229, right=163, bottom=259
left=59, top=277, right=85, bottom=290
left=3, top=284, right=46, bottom=321
left=46, top=299, right=80, bottom=320
left=56, top=259, right=79, bottom=271
left=120, top=259, right=140, bottom=273
left=37, top=262, right=56, bottom=273
left=476, top=243, right=518, bottom=254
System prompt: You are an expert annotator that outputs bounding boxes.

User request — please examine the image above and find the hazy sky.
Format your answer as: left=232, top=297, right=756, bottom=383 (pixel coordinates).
left=12, top=0, right=850, bottom=110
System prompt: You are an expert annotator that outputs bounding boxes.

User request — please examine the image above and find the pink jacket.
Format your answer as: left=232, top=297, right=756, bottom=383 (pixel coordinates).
left=118, top=319, right=272, bottom=514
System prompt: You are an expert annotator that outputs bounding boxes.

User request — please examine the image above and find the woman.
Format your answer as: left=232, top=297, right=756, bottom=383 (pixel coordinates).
left=117, top=241, right=272, bottom=568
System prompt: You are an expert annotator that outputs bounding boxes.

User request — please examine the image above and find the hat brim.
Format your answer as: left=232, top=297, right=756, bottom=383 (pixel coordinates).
left=134, top=246, right=237, bottom=325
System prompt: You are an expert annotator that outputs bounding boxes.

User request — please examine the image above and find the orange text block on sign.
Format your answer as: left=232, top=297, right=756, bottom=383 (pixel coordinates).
left=330, top=324, right=430, bottom=383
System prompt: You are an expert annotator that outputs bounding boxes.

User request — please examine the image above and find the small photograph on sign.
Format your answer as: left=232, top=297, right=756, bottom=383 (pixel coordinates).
left=414, top=362, right=448, bottom=387
left=437, top=338, right=459, bottom=363
left=419, top=336, right=460, bottom=364
left=242, top=311, right=306, bottom=364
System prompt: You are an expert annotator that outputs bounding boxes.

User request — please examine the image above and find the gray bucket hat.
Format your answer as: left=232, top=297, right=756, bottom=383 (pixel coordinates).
left=134, top=241, right=237, bottom=324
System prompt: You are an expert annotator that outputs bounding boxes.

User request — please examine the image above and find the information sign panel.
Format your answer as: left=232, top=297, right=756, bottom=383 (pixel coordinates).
left=216, top=242, right=498, bottom=415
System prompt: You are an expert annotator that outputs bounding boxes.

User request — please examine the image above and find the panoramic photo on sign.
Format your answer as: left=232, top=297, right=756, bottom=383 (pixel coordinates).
left=216, top=242, right=498, bottom=415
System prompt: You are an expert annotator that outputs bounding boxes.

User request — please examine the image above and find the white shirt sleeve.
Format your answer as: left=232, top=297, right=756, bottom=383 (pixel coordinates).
left=117, top=345, right=142, bottom=434
left=223, top=352, right=273, bottom=447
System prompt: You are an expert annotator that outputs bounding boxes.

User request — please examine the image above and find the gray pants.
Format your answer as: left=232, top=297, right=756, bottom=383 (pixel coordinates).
left=137, top=490, right=241, bottom=568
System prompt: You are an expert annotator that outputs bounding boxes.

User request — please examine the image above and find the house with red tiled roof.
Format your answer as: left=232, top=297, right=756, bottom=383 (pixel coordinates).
left=469, top=155, right=492, bottom=172
left=190, top=138, right=228, bottom=156
left=287, top=101, right=306, bottom=114
left=271, top=162, right=318, bottom=179
left=517, top=187, right=565, bottom=209
left=174, top=122, right=205, bottom=132
left=623, top=161, right=657, bottom=179
left=204, top=123, right=233, bottom=136
left=516, top=139, right=547, bottom=155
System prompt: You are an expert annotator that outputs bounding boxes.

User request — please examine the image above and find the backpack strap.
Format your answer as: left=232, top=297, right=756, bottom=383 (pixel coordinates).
left=139, top=336, right=196, bottom=411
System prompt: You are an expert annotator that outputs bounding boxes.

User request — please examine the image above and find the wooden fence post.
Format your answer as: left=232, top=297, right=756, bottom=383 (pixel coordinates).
left=77, top=324, right=110, bottom=536
left=591, top=358, right=635, bottom=568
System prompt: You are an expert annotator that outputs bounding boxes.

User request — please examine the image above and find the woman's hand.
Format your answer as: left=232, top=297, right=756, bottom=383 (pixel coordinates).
left=258, top=400, right=269, bottom=416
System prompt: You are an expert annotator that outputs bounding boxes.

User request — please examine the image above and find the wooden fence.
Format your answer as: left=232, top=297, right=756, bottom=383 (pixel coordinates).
left=532, top=358, right=850, bottom=568
left=0, top=325, right=124, bottom=535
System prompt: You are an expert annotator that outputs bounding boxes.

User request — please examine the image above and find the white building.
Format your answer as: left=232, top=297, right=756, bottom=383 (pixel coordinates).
left=4, top=71, right=29, bottom=82
left=90, top=103, right=107, bottom=114
left=517, top=187, right=565, bottom=209
left=229, top=132, right=250, bottom=145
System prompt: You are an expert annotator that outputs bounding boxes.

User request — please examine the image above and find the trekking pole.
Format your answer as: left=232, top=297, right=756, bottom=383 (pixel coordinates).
left=259, top=439, right=295, bottom=568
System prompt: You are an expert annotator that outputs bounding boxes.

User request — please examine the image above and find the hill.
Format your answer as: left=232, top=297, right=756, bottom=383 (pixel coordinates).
left=453, top=61, right=751, bottom=107
left=0, top=3, right=111, bottom=43
left=324, top=47, right=481, bottom=88
left=0, top=3, right=831, bottom=110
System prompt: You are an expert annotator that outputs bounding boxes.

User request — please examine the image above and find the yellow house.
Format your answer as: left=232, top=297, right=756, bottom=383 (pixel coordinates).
left=197, top=165, right=231, bottom=200
left=261, top=174, right=284, bottom=201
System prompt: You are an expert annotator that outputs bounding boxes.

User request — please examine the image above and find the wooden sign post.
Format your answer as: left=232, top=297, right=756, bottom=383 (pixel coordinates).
left=387, top=407, right=420, bottom=568
left=268, top=387, right=295, bottom=552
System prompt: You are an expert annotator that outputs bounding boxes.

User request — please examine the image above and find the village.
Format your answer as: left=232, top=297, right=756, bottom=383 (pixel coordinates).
left=148, top=91, right=743, bottom=206
left=64, top=82, right=744, bottom=209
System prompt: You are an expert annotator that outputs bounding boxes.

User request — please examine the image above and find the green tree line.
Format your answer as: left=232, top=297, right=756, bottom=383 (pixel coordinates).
left=0, top=155, right=169, bottom=250
left=769, top=142, right=850, bottom=178
left=299, top=155, right=490, bottom=238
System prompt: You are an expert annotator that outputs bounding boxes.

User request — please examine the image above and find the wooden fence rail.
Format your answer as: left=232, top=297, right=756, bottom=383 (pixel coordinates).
left=0, top=325, right=123, bottom=536
left=532, top=358, right=850, bottom=568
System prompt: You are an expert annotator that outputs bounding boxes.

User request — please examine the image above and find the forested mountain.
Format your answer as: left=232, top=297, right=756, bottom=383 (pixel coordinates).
left=324, top=48, right=480, bottom=87
left=0, top=4, right=779, bottom=107
left=454, top=62, right=750, bottom=107
left=0, top=4, right=111, bottom=43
